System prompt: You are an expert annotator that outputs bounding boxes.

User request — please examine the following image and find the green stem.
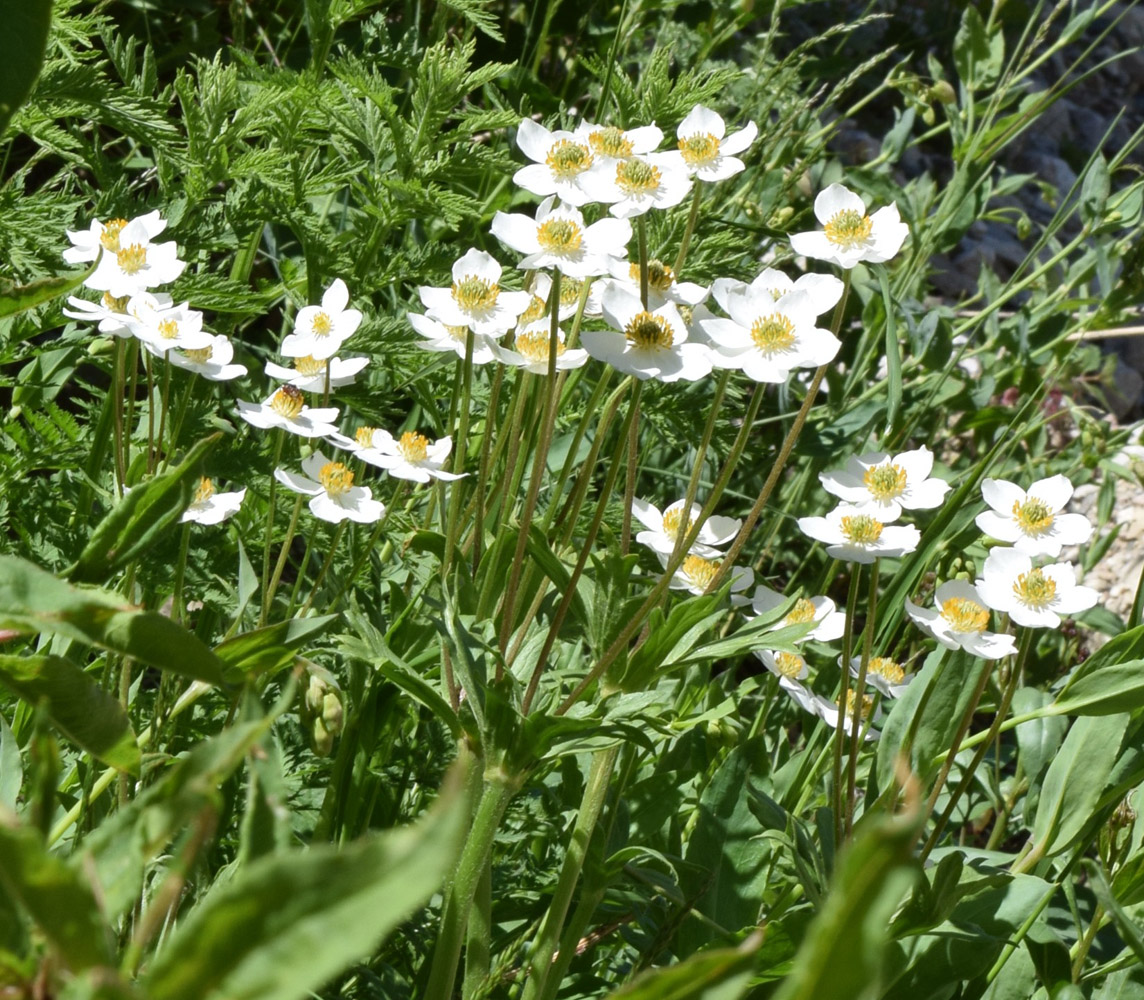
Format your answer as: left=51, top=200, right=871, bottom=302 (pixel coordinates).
left=468, top=362, right=505, bottom=567
left=112, top=338, right=127, bottom=494
left=145, top=350, right=156, bottom=474
left=300, top=522, right=347, bottom=615
left=619, top=381, right=643, bottom=555
left=845, top=558, right=880, bottom=835
left=444, top=329, right=477, bottom=574
left=172, top=523, right=192, bottom=626
left=156, top=352, right=172, bottom=468
left=673, top=183, right=703, bottom=276
left=265, top=494, right=305, bottom=619
left=259, top=430, right=287, bottom=626
left=833, top=567, right=862, bottom=846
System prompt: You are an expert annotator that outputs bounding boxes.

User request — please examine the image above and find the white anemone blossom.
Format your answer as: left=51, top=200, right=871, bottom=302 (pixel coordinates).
left=280, top=279, right=363, bottom=361
left=573, top=122, right=664, bottom=162
left=659, top=551, right=753, bottom=600
left=181, top=477, right=246, bottom=525
left=127, top=300, right=212, bottom=354
left=819, top=447, right=949, bottom=523
left=168, top=334, right=248, bottom=382
left=581, top=284, right=712, bottom=382
left=747, top=585, right=845, bottom=643
left=756, top=649, right=811, bottom=684
left=789, top=183, right=909, bottom=269
left=493, top=323, right=589, bottom=374
left=512, top=119, right=609, bottom=206
left=711, top=269, right=844, bottom=320
left=418, top=248, right=532, bottom=336
left=265, top=355, right=369, bottom=393
left=603, top=257, right=708, bottom=312
left=905, top=579, right=1017, bottom=659
left=235, top=386, right=339, bottom=438
left=975, top=475, right=1093, bottom=557
left=598, top=152, right=693, bottom=218
left=84, top=216, right=186, bottom=298
left=331, top=428, right=465, bottom=483
left=63, top=290, right=172, bottom=337
left=490, top=196, right=632, bottom=278
left=632, top=498, right=740, bottom=558
left=64, top=211, right=167, bottom=264
left=975, top=548, right=1099, bottom=629
left=670, top=105, right=758, bottom=182
left=797, top=504, right=920, bottom=564
left=275, top=451, right=385, bottom=524
left=407, top=312, right=498, bottom=364
left=848, top=655, right=913, bottom=699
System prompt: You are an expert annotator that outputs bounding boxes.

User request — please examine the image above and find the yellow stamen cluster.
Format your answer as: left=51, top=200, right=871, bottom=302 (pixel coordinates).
left=193, top=476, right=215, bottom=505
left=184, top=345, right=214, bottom=364
left=841, top=514, right=883, bottom=545
left=545, top=139, right=593, bottom=179
left=319, top=462, right=354, bottom=497
left=514, top=329, right=566, bottom=364
left=588, top=126, right=633, bottom=158
left=773, top=651, right=805, bottom=679
left=294, top=355, right=327, bottom=376
left=863, top=462, right=908, bottom=500
left=615, top=158, right=661, bottom=194
left=452, top=275, right=500, bottom=312
left=445, top=324, right=468, bottom=342
left=116, top=244, right=148, bottom=275
left=785, top=598, right=818, bottom=624
left=661, top=506, right=693, bottom=541
left=101, top=292, right=130, bottom=313
left=520, top=295, right=548, bottom=325
left=355, top=426, right=377, bottom=448
left=560, top=277, right=583, bottom=307
left=841, top=690, right=874, bottom=721
left=824, top=209, right=873, bottom=250
left=682, top=554, right=720, bottom=589
left=1013, top=569, right=1057, bottom=609
left=270, top=385, right=304, bottom=419
left=750, top=313, right=797, bottom=355
left=399, top=431, right=430, bottom=463
left=625, top=311, right=673, bottom=349
left=310, top=311, right=334, bottom=337
left=678, top=132, right=720, bottom=165
left=158, top=319, right=180, bottom=340
left=536, top=217, right=583, bottom=253
left=867, top=657, right=905, bottom=686
left=629, top=259, right=675, bottom=292
left=941, top=597, right=989, bottom=633
left=1012, top=498, right=1054, bottom=535
left=100, top=218, right=129, bottom=252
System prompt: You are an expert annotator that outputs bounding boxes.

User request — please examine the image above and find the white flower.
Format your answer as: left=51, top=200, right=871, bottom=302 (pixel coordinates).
left=572, top=122, right=664, bottom=160
left=815, top=689, right=882, bottom=741
left=671, top=105, right=757, bottom=182
left=976, top=475, right=1094, bottom=557
left=698, top=287, right=840, bottom=383
left=127, top=299, right=212, bottom=354
left=493, top=323, right=589, bottom=374
left=756, top=648, right=810, bottom=683
left=181, top=477, right=246, bottom=525
left=848, top=655, right=913, bottom=698
left=819, top=447, right=950, bottom=523
left=63, top=211, right=167, bottom=264
left=659, top=552, right=753, bottom=599
left=280, top=279, right=363, bottom=361
left=490, top=196, right=632, bottom=278
left=274, top=451, right=385, bottom=524
left=711, top=268, right=844, bottom=319
left=905, top=579, right=1017, bottom=659
left=581, top=284, right=712, bottom=382
left=797, top=504, right=920, bottom=563
left=84, top=217, right=186, bottom=298
left=235, top=386, right=339, bottom=438
left=789, top=183, right=909, bottom=269
left=407, top=312, right=498, bottom=364
left=976, top=548, right=1099, bottom=629
left=169, top=334, right=248, bottom=382
left=598, top=153, right=693, bottom=218
left=331, top=428, right=465, bottom=483
left=603, top=257, right=708, bottom=311
left=517, top=272, right=600, bottom=324
left=513, top=119, right=609, bottom=206
left=265, top=355, right=369, bottom=393
left=62, top=290, right=172, bottom=337
left=418, top=249, right=532, bottom=336
left=632, top=498, right=740, bottom=558
left=747, top=585, right=844, bottom=643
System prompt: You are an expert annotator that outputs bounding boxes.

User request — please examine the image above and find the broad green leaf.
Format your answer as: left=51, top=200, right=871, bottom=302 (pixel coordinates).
left=1085, top=859, right=1144, bottom=969
left=144, top=762, right=469, bottom=1000
left=0, top=713, right=20, bottom=809
left=213, top=614, right=340, bottom=677
left=953, top=4, right=1003, bottom=92
left=1094, top=966, right=1144, bottom=1000
left=621, top=593, right=724, bottom=691
left=0, top=821, right=112, bottom=970
left=0, top=655, right=138, bottom=774
left=0, top=265, right=99, bottom=320
left=0, top=555, right=228, bottom=687
left=1052, top=626, right=1144, bottom=715
left=1081, top=153, right=1111, bottom=227
left=0, top=0, right=52, bottom=140
left=606, top=934, right=761, bottom=999
left=69, top=433, right=223, bottom=584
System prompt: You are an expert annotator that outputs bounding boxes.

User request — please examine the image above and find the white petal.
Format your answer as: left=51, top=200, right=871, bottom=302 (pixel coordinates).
left=813, top=183, right=866, bottom=224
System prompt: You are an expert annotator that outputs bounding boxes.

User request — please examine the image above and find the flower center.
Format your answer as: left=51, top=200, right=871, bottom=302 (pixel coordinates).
left=399, top=431, right=429, bottom=463
left=678, top=132, right=720, bottom=165
left=116, top=244, right=148, bottom=275
left=773, top=651, right=805, bottom=679
left=589, top=126, right=633, bottom=158
left=560, top=277, right=583, bottom=306
left=628, top=259, right=675, bottom=292
left=269, top=385, right=304, bottom=419
left=863, top=462, right=908, bottom=501
left=682, top=554, right=719, bottom=589
left=158, top=318, right=179, bottom=340
left=624, top=311, right=674, bottom=349
left=615, top=157, right=662, bottom=194
left=785, top=598, right=817, bottom=624
left=750, top=313, right=796, bottom=354
left=661, top=506, right=692, bottom=541
left=319, top=462, right=354, bottom=497
left=520, top=295, right=547, bottom=325
left=515, top=329, right=565, bottom=364
left=99, top=218, right=129, bottom=253
left=446, top=324, right=468, bottom=342
left=452, top=275, right=500, bottom=312
left=545, top=139, right=594, bottom=179
left=184, top=345, right=214, bottom=364
left=841, top=690, right=874, bottom=721
left=101, top=292, right=129, bottom=313
left=1013, top=569, right=1057, bottom=609
left=867, top=657, right=905, bottom=685
left=536, top=217, right=583, bottom=253
left=840, top=514, right=883, bottom=545
left=1012, top=498, right=1054, bottom=535
left=311, top=311, right=334, bottom=337
left=294, top=355, right=327, bottom=376
left=355, top=426, right=377, bottom=448
left=193, top=476, right=215, bottom=505
left=824, top=209, right=873, bottom=250
left=941, top=596, right=989, bottom=633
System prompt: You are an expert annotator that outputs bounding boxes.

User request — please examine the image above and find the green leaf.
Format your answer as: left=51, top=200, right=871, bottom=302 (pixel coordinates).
left=0, top=259, right=99, bottom=319
left=0, top=655, right=139, bottom=774
left=213, top=615, right=341, bottom=678
left=0, top=820, right=112, bottom=971
left=0, top=712, right=20, bottom=810
left=605, top=934, right=761, bottom=999
left=69, top=434, right=223, bottom=584
left=1052, top=626, right=1144, bottom=715
left=0, top=0, right=52, bottom=140
left=0, top=555, right=228, bottom=687
left=1081, top=153, right=1111, bottom=227
left=876, top=266, right=901, bottom=436
left=144, top=762, right=469, bottom=1000
left=953, top=4, right=1003, bottom=92
left=1085, top=859, right=1144, bottom=969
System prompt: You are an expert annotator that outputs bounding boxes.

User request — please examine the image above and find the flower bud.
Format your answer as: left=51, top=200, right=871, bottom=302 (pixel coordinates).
left=311, top=717, right=335, bottom=757
left=322, top=691, right=344, bottom=733
left=929, top=80, right=957, bottom=106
